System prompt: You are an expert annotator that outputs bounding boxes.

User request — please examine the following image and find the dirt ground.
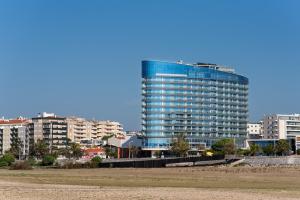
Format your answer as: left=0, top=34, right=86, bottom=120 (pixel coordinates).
left=0, top=166, right=300, bottom=200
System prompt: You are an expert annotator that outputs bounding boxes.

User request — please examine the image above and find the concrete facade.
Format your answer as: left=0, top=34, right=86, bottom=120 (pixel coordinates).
left=262, top=114, right=300, bottom=150
left=0, top=117, right=30, bottom=157
left=29, top=113, right=68, bottom=150
left=247, top=122, right=263, bottom=139
left=67, top=117, right=125, bottom=144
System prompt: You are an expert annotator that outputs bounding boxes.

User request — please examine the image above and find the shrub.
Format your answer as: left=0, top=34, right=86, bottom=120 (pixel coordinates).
left=297, top=149, right=300, bottom=155
left=0, top=160, right=9, bottom=168
left=42, top=155, right=56, bottom=166
left=27, top=157, right=37, bottom=166
left=0, top=153, right=15, bottom=166
left=91, top=156, right=102, bottom=164
left=58, top=161, right=97, bottom=169
left=9, top=161, right=32, bottom=170
left=91, top=156, right=102, bottom=168
left=212, top=139, right=235, bottom=155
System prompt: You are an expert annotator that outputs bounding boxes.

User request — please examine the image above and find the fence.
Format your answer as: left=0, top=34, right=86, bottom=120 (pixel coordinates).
left=99, top=155, right=225, bottom=168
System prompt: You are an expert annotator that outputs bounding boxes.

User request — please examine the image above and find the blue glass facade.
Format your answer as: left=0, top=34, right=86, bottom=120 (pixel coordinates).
left=142, top=60, right=249, bottom=150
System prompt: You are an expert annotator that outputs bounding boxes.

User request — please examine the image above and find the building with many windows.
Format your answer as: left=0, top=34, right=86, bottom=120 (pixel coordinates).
left=67, top=117, right=93, bottom=143
left=0, top=117, right=30, bottom=157
left=262, top=114, right=300, bottom=150
left=91, top=120, right=125, bottom=139
left=142, top=60, right=249, bottom=153
left=247, top=122, right=263, bottom=139
left=28, top=112, right=68, bottom=150
left=67, top=117, right=125, bottom=146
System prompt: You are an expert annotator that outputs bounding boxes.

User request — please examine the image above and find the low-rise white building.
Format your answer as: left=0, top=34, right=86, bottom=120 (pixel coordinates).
left=247, top=122, right=263, bottom=139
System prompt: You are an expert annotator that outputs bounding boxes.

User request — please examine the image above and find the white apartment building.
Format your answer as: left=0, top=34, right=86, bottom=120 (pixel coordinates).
left=247, top=122, right=263, bottom=139
left=262, top=114, right=300, bottom=150
left=0, top=117, right=30, bottom=157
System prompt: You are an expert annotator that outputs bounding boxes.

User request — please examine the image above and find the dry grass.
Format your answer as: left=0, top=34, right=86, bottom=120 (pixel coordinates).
left=1, top=166, right=300, bottom=199
left=0, top=166, right=300, bottom=190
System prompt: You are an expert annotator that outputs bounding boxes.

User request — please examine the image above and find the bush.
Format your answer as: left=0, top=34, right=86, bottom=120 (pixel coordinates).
left=91, top=156, right=102, bottom=168
left=297, top=149, right=300, bottom=155
left=0, top=153, right=15, bottom=166
left=9, top=161, right=32, bottom=170
left=41, top=155, right=56, bottom=166
left=58, top=161, right=97, bottom=169
left=27, top=157, right=37, bottom=166
left=0, top=160, right=9, bottom=168
left=91, top=156, right=102, bottom=164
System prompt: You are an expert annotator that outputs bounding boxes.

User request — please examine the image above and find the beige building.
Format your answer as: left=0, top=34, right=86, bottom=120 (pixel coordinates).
left=29, top=112, right=68, bottom=150
left=91, top=121, right=125, bottom=139
left=67, top=117, right=93, bottom=143
left=67, top=117, right=125, bottom=143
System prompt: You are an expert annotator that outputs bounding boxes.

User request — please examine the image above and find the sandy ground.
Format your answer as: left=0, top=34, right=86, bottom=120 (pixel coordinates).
left=0, top=180, right=298, bottom=200
left=1, top=167, right=300, bottom=200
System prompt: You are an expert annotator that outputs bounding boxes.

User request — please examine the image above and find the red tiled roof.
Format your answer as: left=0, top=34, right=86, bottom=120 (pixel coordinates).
left=84, top=148, right=105, bottom=154
left=0, top=119, right=28, bottom=125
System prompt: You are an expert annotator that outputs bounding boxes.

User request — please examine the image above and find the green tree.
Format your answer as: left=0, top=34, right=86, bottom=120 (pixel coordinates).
left=91, top=156, right=102, bottom=167
left=7, top=135, right=23, bottom=159
left=237, top=148, right=251, bottom=156
left=0, top=153, right=15, bottom=166
left=249, top=144, right=261, bottom=156
left=104, top=147, right=117, bottom=158
left=275, top=139, right=290, bottom=156
left=70, top=143, right=83, bottom=159
left=41, top=155, right=56, bottom=166
left=212, top=139, right=236, bottom=155
left=60, top=142, right=83, bottom=160
left=262, top=144, right=275, bottom=156
left=32, top=139, right=49, bottom=159
left=170, top=133, right=190, bottom=157
left=154, top=150, right=161, bottom=158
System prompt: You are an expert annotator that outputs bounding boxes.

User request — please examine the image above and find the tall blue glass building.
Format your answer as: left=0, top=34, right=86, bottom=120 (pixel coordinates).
left=142, top=60, right=249, bottom=152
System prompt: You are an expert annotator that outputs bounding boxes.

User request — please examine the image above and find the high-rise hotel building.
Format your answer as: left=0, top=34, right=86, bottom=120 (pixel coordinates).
left=142, top=60, right=249, bottom=152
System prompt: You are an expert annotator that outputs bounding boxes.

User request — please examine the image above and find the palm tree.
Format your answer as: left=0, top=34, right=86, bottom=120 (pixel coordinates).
left=32, top=139, right=49, bottom=159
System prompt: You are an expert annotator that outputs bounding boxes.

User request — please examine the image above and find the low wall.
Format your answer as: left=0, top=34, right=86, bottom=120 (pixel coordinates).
left=244, top=156, right=300, bottom=166
left=99, top=155, right=225, bottom=168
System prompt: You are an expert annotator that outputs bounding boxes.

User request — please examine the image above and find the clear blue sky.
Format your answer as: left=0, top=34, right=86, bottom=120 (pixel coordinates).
left=0, top=0, right=299, bottom=130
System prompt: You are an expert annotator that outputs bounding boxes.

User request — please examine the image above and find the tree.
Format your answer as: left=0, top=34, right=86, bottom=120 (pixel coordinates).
left=8, top=135, right=23, bottom=159
left=104, top=146, right=117, bottom=158
left=60, top=142, right=83, bottom=160
left=212, top=139, right=235, bottom=155
left=0, top=153, right=15, bottom=166
left=70, top=143, right=83, bottom=159
left=170, top=133, right=190, bottom=157
left=275, top=139, right=290, bottom=156
left=31, top=139, right=49, bottom=159
left=41, top=155, right=56, bottom=166
left=91, top=156, right=102, bottom=167
left=129, top=146, right=139, bottom=158
left=262, top=144, right=275, bottom=156
left=249, top=144, right=261, bottom=156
